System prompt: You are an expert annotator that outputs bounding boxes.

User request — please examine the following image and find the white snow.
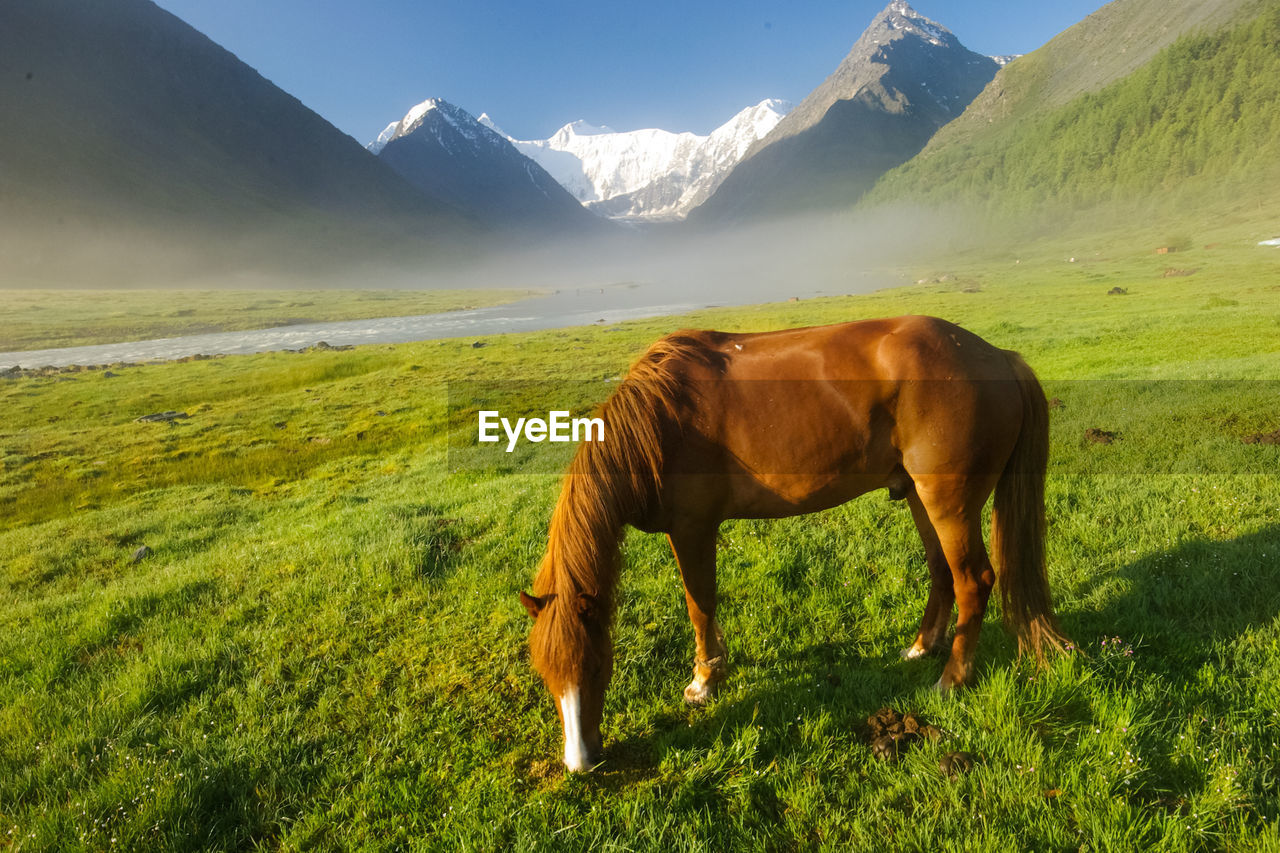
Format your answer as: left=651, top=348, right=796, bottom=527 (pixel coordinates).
left=560, top=119, right=615, bottom=137
left=491, top=99, right=790, bottom=220
left=476, top=113, right=505, bottom=136
left=367, top=96, right=790, bottom=220
left=402, top=98, right=440, bottom=131
left=368, top=120, right=399, bottom=154
left=366, top=98, right=443, bottom=152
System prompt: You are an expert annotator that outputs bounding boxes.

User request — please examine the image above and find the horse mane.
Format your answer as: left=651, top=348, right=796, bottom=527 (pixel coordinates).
left=528, top=332, right=723, bottom=681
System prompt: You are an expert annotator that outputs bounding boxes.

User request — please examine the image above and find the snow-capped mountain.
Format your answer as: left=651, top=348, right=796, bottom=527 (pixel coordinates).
left=483, top=99, right=790, bottom=222
left=370, top=98, right=602, bottom=233
left=691, top=0, right=999, bottom=222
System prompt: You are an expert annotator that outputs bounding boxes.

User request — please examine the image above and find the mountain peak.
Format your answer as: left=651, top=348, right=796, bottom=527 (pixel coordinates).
left=690, top=2, right=996, bottom=223
left=871, top=0, right=955, bottom=48
left=401, top=98, right=475, bottom=134
left=401, top=97, right=443, bottom=128
left=762, top=1, right=988, bottom=146
left=367, top=97, right=488, bottom=153
left=371, top=97, right=602, bottom=233
left=750, top=98, right=793, bottom=114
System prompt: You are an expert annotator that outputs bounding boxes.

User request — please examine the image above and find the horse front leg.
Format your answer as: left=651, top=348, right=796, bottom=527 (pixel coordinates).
left=668, top=524, right=727, bottom=704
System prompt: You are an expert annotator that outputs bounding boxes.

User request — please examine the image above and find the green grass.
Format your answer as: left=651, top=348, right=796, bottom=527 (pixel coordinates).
left=3, top=240, right=1280, bottom=850
left=0, top=288, right=537, bottom=352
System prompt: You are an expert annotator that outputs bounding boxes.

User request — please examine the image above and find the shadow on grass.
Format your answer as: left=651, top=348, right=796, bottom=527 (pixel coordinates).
left=597, top=525, right=1280, bottom=779
left=1071, top=524, right=1280, bottom=665
left=61, top=578, right=221, bottom=680
left=598, top=642, right=941, bottom=784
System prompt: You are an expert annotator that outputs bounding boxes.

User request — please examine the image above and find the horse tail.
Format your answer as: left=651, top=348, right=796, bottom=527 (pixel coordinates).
left=991, top=351, right=1069, bottom=660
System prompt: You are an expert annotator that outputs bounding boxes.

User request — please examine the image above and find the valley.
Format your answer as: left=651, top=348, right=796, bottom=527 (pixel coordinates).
left=5, top=0, right=1280, bottom=848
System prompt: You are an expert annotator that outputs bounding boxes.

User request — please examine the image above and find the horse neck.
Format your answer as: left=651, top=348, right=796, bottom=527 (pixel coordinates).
left=536, top=363, right=675, bottom=606
left=537, top=470, right=626, bottom=608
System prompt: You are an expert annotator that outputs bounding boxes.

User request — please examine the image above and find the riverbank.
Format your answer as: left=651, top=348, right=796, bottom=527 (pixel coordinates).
left=0, top=287, right=534, bottom=353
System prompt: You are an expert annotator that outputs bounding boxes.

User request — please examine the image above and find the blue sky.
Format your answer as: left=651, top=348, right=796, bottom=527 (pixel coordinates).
left=152, top=1, right=1107, bottom=143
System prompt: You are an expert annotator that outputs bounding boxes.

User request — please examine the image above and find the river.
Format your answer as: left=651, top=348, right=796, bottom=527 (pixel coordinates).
left=0, top=275, right=889, bottom=368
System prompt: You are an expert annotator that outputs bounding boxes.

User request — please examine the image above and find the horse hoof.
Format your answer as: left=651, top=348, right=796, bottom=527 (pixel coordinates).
left=901, top=645, right=927, bottom=660
left=933, top=676, right=956, bottom=694
left=683, top=680, right=714, bottom=705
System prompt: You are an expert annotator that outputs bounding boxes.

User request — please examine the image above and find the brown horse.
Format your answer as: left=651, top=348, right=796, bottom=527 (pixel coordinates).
left=519, top=315, right=1066, bottom=772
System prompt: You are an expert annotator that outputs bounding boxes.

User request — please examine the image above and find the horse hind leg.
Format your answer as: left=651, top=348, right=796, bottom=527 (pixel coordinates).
left=914, top=480, right=998, bottom=691
left=668, top=524, right=727, bottom=704
left=901, top=490, right=955, bottom=661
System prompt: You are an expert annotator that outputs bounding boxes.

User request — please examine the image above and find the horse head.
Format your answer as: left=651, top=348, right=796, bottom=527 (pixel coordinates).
left=520, top=589, right=613, bottom=772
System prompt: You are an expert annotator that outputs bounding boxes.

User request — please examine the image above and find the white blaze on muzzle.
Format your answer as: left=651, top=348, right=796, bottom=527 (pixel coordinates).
left=559, top=686, right=590, bottom=772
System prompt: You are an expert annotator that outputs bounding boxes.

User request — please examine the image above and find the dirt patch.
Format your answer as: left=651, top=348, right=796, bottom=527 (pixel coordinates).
left=1085, top=428, right=1120, bottom=444
left=1242, top=429, right=1280, bottom=445
left=135, top=411, right=190, bottom=424
left=1107, top=287, right=1128, bottom=296
left=1048, top=397, right=1065, bottom=410
left=1162, top=268, right=1198, bottom=277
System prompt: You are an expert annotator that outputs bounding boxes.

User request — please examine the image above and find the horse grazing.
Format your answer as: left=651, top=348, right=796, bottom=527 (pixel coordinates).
left=519, top=315, right=1067, bottom=772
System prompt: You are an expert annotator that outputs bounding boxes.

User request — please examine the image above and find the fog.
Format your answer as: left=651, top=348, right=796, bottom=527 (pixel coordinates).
left=0, top=203, right=985, bottom=366
left=356, top=203, right=972, bottom=305
left=3, top=199, right=971, bottom=288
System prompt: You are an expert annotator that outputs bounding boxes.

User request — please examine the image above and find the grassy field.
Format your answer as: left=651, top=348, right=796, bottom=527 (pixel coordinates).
left=3, top=238, right=1280, bottom=850
left=0, top=289, right=537, bottom=352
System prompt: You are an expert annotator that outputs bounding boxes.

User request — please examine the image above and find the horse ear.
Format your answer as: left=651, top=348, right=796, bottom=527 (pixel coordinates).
left=520, top=591, right=553, bottom=619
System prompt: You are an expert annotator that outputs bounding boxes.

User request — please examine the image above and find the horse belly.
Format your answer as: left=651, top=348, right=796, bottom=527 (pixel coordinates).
left=725, top=471, right=889, bottom=519
left=707, top=380, right=899, bottom=518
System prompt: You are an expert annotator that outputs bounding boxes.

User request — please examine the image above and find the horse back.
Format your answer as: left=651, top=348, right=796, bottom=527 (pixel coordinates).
left=644, top=316, right=1026, bottom=523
